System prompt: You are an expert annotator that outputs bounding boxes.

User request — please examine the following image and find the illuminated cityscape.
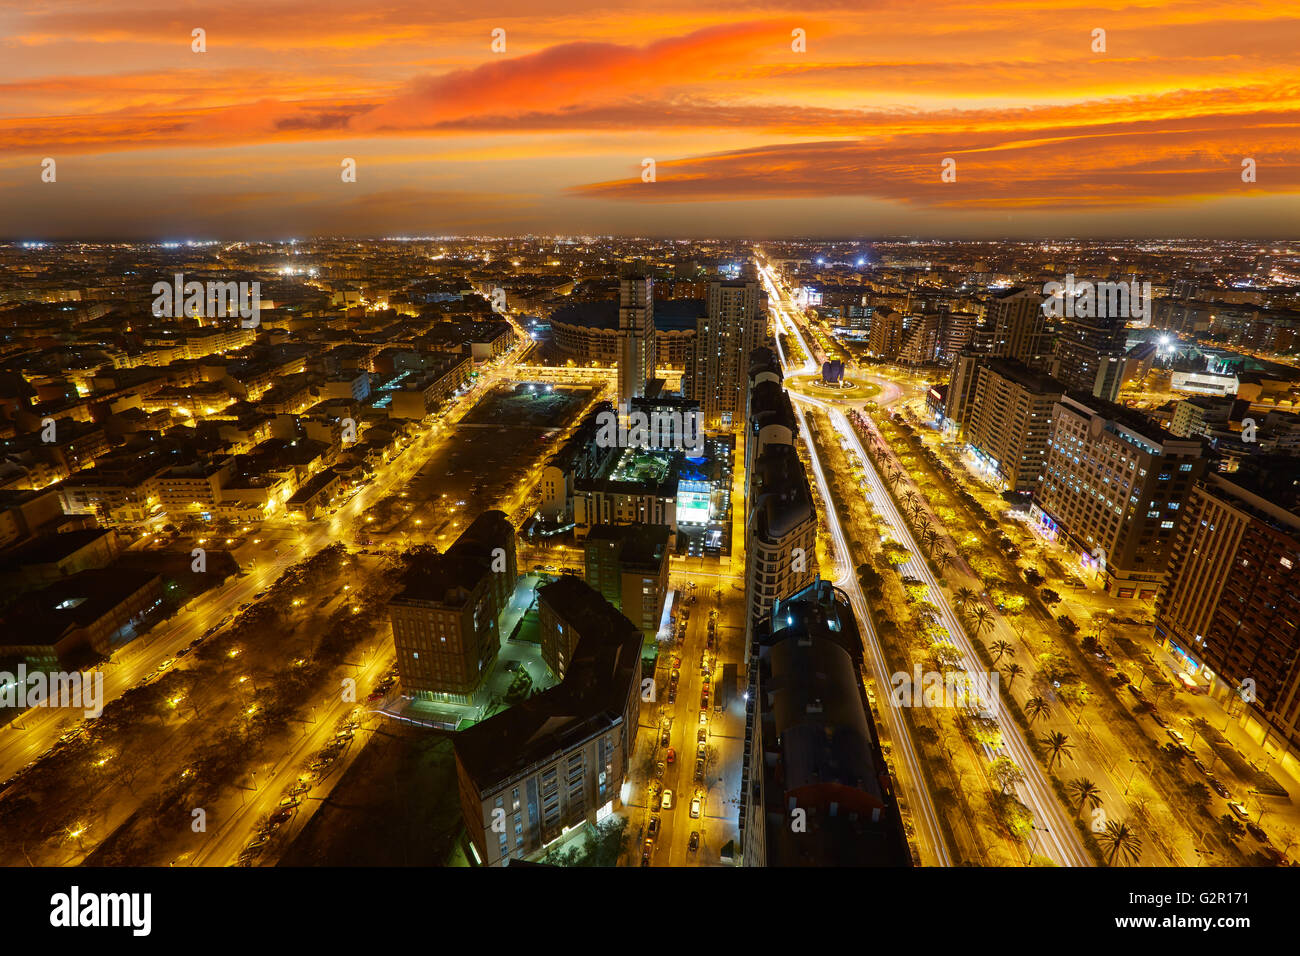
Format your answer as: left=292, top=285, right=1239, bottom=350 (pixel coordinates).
left=0, top=7, right=1297, bottom=934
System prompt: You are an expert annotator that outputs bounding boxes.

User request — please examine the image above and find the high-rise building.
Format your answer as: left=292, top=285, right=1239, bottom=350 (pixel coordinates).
left=687, top=277, right=768, bottom=429
left=867, top=307, right=904, bottom=359
left=617, top=266, right=655, bottom=404
left=1055, top=305, right=1130, bottom=402
left=455, top=576, right=642, bottom=866
left=1032, top=394, right=1204, bottom=599
left=1156, top=464, right=1300, bottom=758
left=898, top=312, right=941, bottom=365
left=739, top=579, right=912, bottom=867
left=966, top=358, right=1064, bottom=493
left=987, top=287, right=1053, bottom=369
left=940, top=349, right=986, bottom=437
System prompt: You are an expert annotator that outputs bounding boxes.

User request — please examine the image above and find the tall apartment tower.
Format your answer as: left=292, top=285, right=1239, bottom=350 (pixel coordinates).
left=966, top=358, right=1064, bottom=493
left=1156, top=463, right=1300, bottom=756
left=687, top=278, right=767, bottom=429
left=1032, top=394, right=1204, bottom=600
left=617, top=267, right=656, bottom=404
left=988, top=287, right=1053, bottom=369
left=1055, top=310, right=1130, bottom=403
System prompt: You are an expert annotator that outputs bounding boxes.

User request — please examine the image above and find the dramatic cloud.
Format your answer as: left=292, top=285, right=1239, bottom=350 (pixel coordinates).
left=0, top=0, right=1297, bottom=237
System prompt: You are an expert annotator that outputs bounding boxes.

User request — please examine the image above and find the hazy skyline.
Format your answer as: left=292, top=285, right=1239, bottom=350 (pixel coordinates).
left=2, top=1, right=1298, bottom=239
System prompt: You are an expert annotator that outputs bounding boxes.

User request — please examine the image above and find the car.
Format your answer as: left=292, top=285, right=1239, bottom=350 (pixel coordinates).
left=1191, top=755, right=1208, bottom=775
left=661, top=789, right=673, bottom=811
left=670, top=669, right=679, bottom=683
left=1149, top=711, right=1167, bottom=728
left=290, top=780, right=310, bottom=797
left=661, top=730, right=670, bottom=747
left=367, top=691, right=384, bottom=702
left=698, top=728, right=707, bottom=743
left=1166, top=728, right=1187, bottom=745
left=672, top=658, right=681, bottom=670
left=647, top=816, right=659, bottom=838
left=268, top=805, right=295, bottom=826
left=655, top=762, right=665, bottom=778
left=667, top=690, right=676, bottom=705
left=641, top=840, right=652, bottom=866
left=1126, top=683, right=1145, bottom=700
left=694, top=758, right=704, bottom=781
left=690, top=796, right=702, bottom=818
left=279, top=794, right=300, bottom=809
left=1246, top=821, right=1269, bottom=843
left=157, top=658, right=176, bottom=672
left=238, top=602, right=251, bottom=612
left=688, top=831, right=700, bottom=852
left=1228, top=801, right=1251, bottom=821
left=666, top=748, right=675, bottom=764
left=335, top=728, right=353, bottom=742
left=699, top=711, right=708, bottom=725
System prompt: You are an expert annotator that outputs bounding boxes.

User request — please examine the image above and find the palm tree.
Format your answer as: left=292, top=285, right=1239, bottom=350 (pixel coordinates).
left=1040, top=731, right=1074, bottom=771
left=1025, top=695, right=1052, bottom=724
left=990, top=639, right=1015, bottom=664
left=1067, top=778, right=1103, bottom=816
left=936, top=551, right=954, bottom=575
left=969, top=605, right=994, bottom=640
left=1002, top=662, right=1024, bottom=689
left=954, top=587, right=976, bottom=612
left=1100, top=819, right=1142, bottom=866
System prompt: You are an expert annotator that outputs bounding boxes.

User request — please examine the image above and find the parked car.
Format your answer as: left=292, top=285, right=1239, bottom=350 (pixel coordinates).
left=1207, top=776, right=1230, bottom=798
left=661, top=789, right=674, bottom=811
left=1228, top=801, right=1251, bottom=821
left=647, top=816, right=659, bottom=839
left=690, top=796, right=702, bottom=818
left=641, top=840, right=652, bottom=866
left=1246, top=821, right=1270, bottom=843
left=666, top=748, right=675, bottom=764
left=655, top=762, right=665, bottom=778
left=688, top=831, right=700, bottom=852
left=661, top=730, right=670, bottom=747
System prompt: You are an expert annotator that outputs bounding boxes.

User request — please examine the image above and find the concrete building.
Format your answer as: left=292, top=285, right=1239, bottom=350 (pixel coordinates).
left=582, top=523, right=671, bottom=637
left=1156, top=463, right=1300, bottom=766
left=744, top=442, right=818, bottom=661
left=456, top=577, right=642, bottom=867
left=988, top=287, right=1053, bottom=369
left=686, top=277, right=768, bottom=429
left=387, top=513, right=517, bottom=704
left=739, top=579, right=911, bottom=867
left=617, top=268, right=655, bottom=404
left=1170, top=396, right=1235, bottom=439
left=966, top=358, right=1065, bottom=493
left=1033, top=394, right=1204, bottom=599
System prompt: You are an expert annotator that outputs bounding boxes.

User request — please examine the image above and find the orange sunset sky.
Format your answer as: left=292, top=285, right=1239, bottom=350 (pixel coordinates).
left=1, top=0, right=1298, bottom=238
